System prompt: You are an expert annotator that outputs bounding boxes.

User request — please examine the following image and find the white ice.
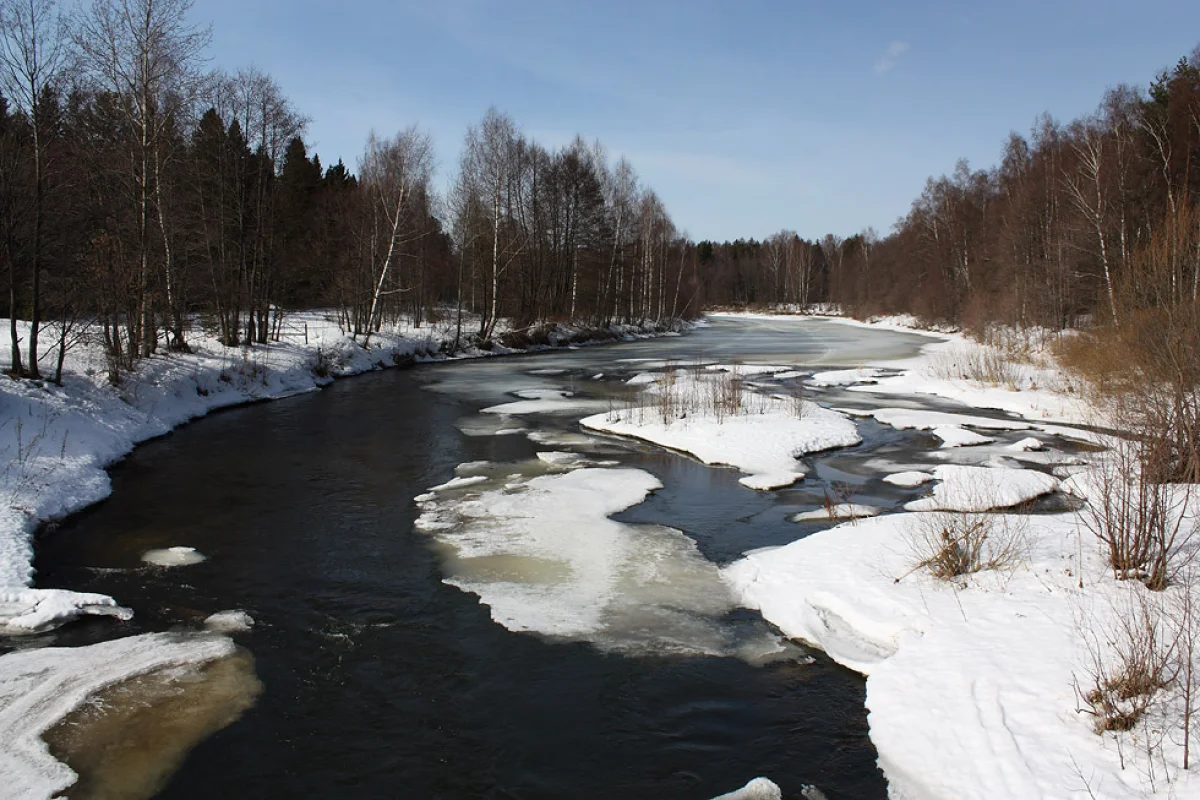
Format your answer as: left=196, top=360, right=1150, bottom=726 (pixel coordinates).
left=710, top=777, right=783, bottom=800
left=141, top=546, right=206, bottom=567
left=204, top=610, right=254, bottom=633
left=790, top=504, right=882, bottom=522
left=882, top=471, right=935, bottom=487
left=808, top=368, right=889, bottom=387
left=581, top=370, right=860, bottom=490
left=415, top=466, right=779, bottom=657
left=903, top=465, right=1060, bottom=512
left=931, top=425, right=996, bottom=448
left=0, top=632, right=238, bottom=799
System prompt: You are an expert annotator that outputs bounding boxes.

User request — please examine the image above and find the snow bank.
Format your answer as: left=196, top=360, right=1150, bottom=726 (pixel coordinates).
left=723, top=511, right=1200, bottom=799
left=904, top=465, right=1061, bottom=512
left=0, top=589, right=132, bottom=634
left=816, top=316, right=1093, bottom=425
left=0, top=313, right=683, bottom=633
left=581, top=368, right=860, bottom=490
left=0, top=632, right=239, bottom=799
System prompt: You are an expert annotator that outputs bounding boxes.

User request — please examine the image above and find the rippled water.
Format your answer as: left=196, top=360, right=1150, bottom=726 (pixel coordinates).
left=29, top=317, right=973, bottom=798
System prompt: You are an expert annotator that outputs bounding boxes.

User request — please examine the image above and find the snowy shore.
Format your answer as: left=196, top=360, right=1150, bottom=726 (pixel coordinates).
left=0, top=312, right=681, bottom=633
left=705, top=312, right=1199, bottom=799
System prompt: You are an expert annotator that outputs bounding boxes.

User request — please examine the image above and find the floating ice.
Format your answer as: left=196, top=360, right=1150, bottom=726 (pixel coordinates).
left=710, top=777, right=783, bottom=800
left=790, top=504, right=882, bottom=522
left=204, top=610, right=254, bottom=633
left=808, top=368, right=889, bottom=387
left=415, top=467, right=784, bottom=657
left=904, top=465, right=1060, bottom=512
left=141, top=547, right=206, bottom=567
left=931, top=426, right=996, bottom=448
left=856, top=407, right=1032, bottom=432
left=883, top=471, right=935, bottom=487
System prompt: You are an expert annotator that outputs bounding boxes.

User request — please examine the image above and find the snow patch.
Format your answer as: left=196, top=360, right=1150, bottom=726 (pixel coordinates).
left=904, top=465, right=1060, bottom=512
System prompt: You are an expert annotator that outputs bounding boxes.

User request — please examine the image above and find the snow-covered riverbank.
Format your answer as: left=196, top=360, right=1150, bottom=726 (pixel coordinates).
left=0, top=311, right=691, bottom=798
left=0, top=312, right=681, bottom=633
left=703, top=312, right=1200, bottom=799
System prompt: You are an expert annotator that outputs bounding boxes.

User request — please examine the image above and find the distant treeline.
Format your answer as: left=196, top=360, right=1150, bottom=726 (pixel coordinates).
left=4, top=0, right=1199, bottom=387
left=1, top=0, right=696, bottom=382
left=699, top=47, right=1200, bottom=335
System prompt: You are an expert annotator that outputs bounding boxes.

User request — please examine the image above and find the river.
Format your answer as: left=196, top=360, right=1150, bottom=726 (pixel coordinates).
left=29, top=316, right=965, bottom=798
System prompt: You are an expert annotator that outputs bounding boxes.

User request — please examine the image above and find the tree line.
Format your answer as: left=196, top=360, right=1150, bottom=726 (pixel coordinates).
left=700, top=46, right=1200, bottom=339
left=0, top=0, right=697, bottom=383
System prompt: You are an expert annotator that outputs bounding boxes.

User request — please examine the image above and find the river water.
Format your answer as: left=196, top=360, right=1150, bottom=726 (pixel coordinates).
left=28, top=317, right=996, bottom=798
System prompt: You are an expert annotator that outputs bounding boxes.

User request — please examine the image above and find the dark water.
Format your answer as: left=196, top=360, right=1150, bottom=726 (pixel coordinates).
left=30, top=318, right=961, bottom=799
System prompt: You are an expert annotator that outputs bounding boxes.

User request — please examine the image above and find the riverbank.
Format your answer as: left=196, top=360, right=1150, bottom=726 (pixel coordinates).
left=0, top=311, right=689, bottom=633
left=703, top=312, right=1199, bottom=798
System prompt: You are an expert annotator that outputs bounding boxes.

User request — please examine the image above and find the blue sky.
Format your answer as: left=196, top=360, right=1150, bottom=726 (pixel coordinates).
left=194, top=0, right=1200, bottom=242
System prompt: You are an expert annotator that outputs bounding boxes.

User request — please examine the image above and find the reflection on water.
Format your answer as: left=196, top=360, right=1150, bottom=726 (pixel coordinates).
left=44, top=650, right=261, bottom=800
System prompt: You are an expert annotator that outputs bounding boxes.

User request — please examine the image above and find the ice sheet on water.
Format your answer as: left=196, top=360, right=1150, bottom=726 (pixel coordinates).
left=415, top=466, right=789, bottom=658
left=931, top=425, right=996, bottom=448
left=882, top=471, right=935, bottom=487
left=710, top=777, right=783, bottom=800
left=904, top=465, right=1060, bottom=512
left=0, top=632, right=239, bottom=798
left=141, top=547, right=206, bottom=567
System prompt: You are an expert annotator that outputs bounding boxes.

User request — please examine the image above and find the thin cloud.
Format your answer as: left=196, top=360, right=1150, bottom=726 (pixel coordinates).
left=875, top=41, right=910, bottom=75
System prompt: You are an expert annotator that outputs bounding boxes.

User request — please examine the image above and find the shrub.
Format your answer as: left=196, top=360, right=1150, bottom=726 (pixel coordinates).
left=905, top=511, right=1029, bottom=580
left=1078, top=593, right=1176, bottom=734
left=1079, top=435, right=1195, bottom=591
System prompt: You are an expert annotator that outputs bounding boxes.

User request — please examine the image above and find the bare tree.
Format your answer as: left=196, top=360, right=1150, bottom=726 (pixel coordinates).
left=0, top=0, right=69, bottom=377
left=75, top=0, right=210, bottom=357
left=355, top=126, right=433, bottom=346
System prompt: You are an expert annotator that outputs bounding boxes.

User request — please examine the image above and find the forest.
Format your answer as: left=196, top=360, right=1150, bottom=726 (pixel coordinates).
left=2, top=0, right=1199, bottom=395
left=701, top=47, right=1200, bottom=338
left=0, top=0, right=696, bottom=384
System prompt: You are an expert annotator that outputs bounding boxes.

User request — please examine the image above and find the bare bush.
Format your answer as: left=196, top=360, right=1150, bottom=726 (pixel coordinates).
left=904, top=511, right=1030, bottom=580
left=1080, top=435, right=1195, bottom=591
left=1078, top=592, right=1177, bottom=735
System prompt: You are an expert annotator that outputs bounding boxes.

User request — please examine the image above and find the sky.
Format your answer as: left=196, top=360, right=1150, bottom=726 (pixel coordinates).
left=193, top=0, right=1200, bottom=242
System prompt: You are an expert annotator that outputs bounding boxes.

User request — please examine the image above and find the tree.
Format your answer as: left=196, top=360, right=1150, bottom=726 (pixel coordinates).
left=0, top=0, right=70, bottom=376
left=76, top=0, right=210, bottom=357
left=355, top=126, right=433, bottom=346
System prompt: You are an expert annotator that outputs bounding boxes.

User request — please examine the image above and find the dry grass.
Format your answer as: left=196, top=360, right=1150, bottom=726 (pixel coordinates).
left=1079, top=593, right=1177, bottom=734
left=904, top=511, right=1030, bottom=580
left=932, top=346, right=1027, bottom=390
left=623, top=363, right=800, bottom=426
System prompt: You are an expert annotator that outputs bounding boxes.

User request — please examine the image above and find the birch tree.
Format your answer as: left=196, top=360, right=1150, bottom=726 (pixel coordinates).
left=76, top=0, right=209, bottom=356
left=357, top=126, right=433, bottom=346
left=0, top=0, right=69, bottom=376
